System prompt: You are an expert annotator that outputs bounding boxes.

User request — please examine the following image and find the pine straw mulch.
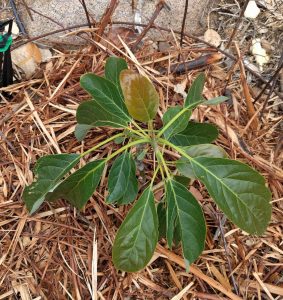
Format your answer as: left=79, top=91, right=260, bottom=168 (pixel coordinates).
left=0, top=35, right=283, bottom=300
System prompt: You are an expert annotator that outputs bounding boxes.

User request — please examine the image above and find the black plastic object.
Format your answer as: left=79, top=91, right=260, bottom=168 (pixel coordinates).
left=0, top=19, right=13, bottom=89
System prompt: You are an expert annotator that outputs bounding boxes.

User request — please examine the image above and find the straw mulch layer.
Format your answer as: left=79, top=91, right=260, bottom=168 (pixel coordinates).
left=0, top=35, right=282, bottom=299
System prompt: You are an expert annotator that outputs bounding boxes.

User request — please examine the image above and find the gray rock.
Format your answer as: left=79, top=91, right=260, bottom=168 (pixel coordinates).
left=18, top=0, right=212, bottom=46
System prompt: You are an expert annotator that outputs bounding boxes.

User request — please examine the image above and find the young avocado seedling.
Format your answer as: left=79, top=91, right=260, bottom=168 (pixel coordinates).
left=23, top=57, right=271, bottom=272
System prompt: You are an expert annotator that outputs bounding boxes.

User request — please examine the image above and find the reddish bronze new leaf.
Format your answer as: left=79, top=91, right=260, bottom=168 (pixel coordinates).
left=120, top=70, right=159, bottom=122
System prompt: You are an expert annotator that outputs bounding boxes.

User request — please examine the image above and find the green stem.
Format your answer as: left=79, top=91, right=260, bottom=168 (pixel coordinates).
left=156, top=149, right=171, bottom=179
left=139, top=129, right=159, bottom=132
left=131, top=120, right=148, bottom=137
left=150, top=165, right=161, bottom=188
left=148, top=120, right=154, bottom=138
left=80, top=133, right=125, bottom=158
left=159, top=138, right=192, bottom=162
left=104, top=138, right=150, bottom=163
left=127, top=126, right=147, bottom=138
left=157, top=101, right=203, bottom=138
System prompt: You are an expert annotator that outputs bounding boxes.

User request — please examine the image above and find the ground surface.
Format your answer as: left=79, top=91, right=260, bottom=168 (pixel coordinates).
left=0, top=1, right=283, bottom=299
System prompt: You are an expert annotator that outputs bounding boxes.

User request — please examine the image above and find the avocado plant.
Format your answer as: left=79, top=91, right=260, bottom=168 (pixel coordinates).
left=23, top=57, right=272, bottom=272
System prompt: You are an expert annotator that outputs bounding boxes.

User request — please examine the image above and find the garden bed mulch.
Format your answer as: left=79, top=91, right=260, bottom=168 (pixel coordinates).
left=0, top=29, right=283, bottom=300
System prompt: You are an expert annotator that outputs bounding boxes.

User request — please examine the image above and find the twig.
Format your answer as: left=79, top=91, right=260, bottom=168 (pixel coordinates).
left=9, top=0, right=27, bottom=34
left=131, top=0, right=165, bottom=51
left=225, top=0, right=250, bottom=49
left=19, top=0, right=33, bottom=20
left=80, top=0, right=92, bottom=28
left=161, top=53, right=223, bottom=75
left=235, top=42, right=259, bottom=130
left=254, top=51, right=283, bottom=104
left=217, top=214, right=239, bottom=295
left=179, top=0, right=189, bottom=58
left=259, top=73, right=280, bottom=118
left=96, top=0, right=119, bottom=42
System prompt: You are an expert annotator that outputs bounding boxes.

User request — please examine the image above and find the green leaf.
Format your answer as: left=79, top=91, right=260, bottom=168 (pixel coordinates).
left=47, top=160, right=105, bottom=209
left=136, top=148, right=148, bottom=161
left=75, top=124, right=93, bottom=141
left=177, top=144, right=227, bottom=178
left=77, top=100, right=128, bottom=128
left=114, top=136, right=125, bottom=145
left=184, top=73, right=205, bottom=108
left=205, top=96, right=228, bottom=105
left=107, top=152, right=138, bottom=205
left=173, top=219, right=182, bottom=247
left=166, top=181, right=177, bottom=248
left=105, top=56, right=128, bottom=97
left=157, top=202, right=167, bottom=239
left=120, top=70, right=159, bottom=122
left=169, top=122, right=218, bottom=147
left=162, top=106, right=190, bottom=140
left=78, top=73, right=131, bottom=128
left=191, top=157, right=272, bottom=235
left=166, top=179, right=206, bottom=264
left=23, top=154, right=80, bottom=214
left=112, top=187, right=158, bottom=272
left=174, top=175, right=191, bottom=187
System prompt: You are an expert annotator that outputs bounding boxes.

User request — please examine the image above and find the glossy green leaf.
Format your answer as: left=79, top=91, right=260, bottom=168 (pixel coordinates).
left=75, top=124, right=93, bottom=141
left=173, top=219, right=182, bottom=247
left=120, top=70, right=159, bottom=122
left=107, top=152, right=138, bottom=205
left=162, top=106, right=190, bottom=140
left=174, top=175, right=191, bottom=187
left=112, top=187, right=158, bottom=272
left=157, top=202, right=167, bottom=239
left=184, top=73, right=205, bottom=108
left=169, top=122, right=218, bottom=147
left=191, top=157, right=272, bottom=235
left=23, top=154, right=80, bottom=214
left=78, top=73, right=131, bottom=128
left=177, top=144, right=227, bottom=178
left=47, top=160, right=105, bottom=209
left=77, top=100, right=128, bottom=128
left=105, top=56, right=128, bottom=97
left=205, top=96, right=228, bottom=105
left=166, top=179, right=206, bottom=264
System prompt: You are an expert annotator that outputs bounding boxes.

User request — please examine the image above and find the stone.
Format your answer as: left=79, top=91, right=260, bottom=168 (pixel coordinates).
left=244, top=1, right=261, bottom=19
left=204, top=29, right=221, bottom=47
left=12, top=43, right=52, bottom=78
left=18, top=0, right=212, bottom=46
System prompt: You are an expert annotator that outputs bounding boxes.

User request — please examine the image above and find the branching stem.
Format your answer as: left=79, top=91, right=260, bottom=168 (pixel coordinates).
left=80, top=133, right=125, bottom=158
left=104, top=138, right=150, bottom=163
left=156, top=149, right=171, bottom=179
left=157, top=101, right=202, bottom=138
left=131, top=120, right=148, bottom=137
